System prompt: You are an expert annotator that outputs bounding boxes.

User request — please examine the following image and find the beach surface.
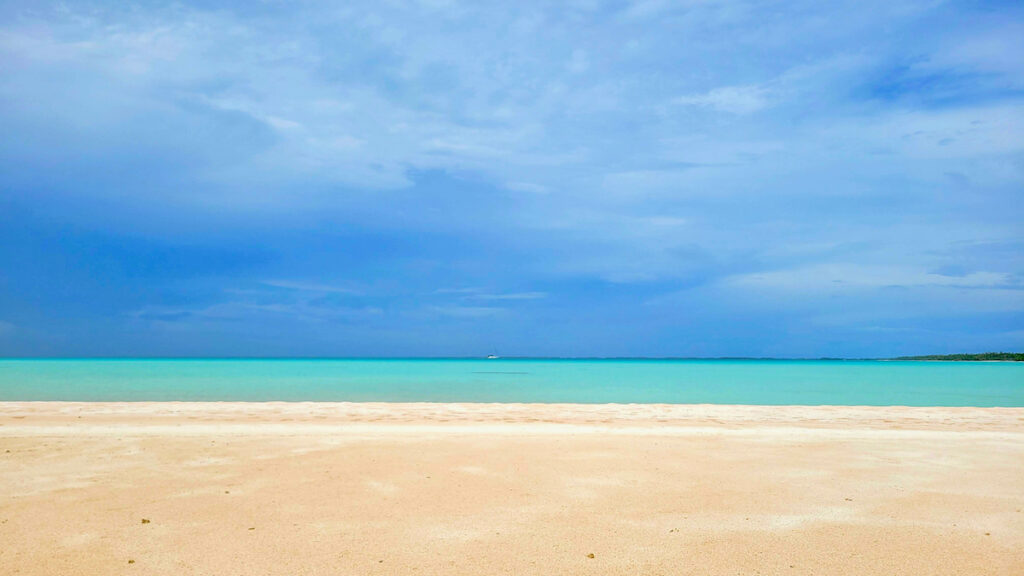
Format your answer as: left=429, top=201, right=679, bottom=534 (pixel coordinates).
left=1, top=402, right=1022, bottom=575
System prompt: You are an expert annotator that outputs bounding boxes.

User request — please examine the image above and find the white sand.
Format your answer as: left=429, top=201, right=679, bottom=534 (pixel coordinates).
left=1, top=402, right=1022, bottom=575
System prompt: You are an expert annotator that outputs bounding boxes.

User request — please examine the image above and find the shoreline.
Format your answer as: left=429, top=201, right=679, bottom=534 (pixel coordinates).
left=3, top=401, right=1023, bottom=432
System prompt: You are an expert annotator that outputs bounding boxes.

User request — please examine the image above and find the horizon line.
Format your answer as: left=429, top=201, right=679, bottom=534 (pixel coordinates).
left=1, top=354, right=1020, bottom=361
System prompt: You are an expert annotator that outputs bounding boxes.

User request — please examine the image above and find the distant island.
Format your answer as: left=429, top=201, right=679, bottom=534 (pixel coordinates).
left=892, top=352, right=1024, bottom=361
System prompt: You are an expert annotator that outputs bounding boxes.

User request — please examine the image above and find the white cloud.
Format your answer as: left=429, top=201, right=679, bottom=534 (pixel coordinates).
left=505, top=181, right=548, bottom=194
left=923, top=23, right=1024, bottom=82
left=816, top=104, right=1024, bottom=161
left=426, top=305, right=505, bottom=318
left=727, top=265, right=1020, bottom=292
left=470, top=291, right=547, bottom=301
left=2, top=0, right=1022, bottom=290
left=433, top=289, right=546, bottom=301
left=132, top=301, right=382, bottom=324
left=4, top=0, right=1020, bottom=216
left=260, top=280, right=361, bottom=294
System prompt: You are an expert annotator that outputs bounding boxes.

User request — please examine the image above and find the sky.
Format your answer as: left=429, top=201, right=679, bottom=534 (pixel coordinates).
left=0, top=0, right=1022, bottom=358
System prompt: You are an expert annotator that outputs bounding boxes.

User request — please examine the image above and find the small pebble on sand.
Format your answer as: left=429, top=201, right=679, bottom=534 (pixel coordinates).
left=140, top=519, right=150, bottom=524
left=587, top=553, right=595, bottom=559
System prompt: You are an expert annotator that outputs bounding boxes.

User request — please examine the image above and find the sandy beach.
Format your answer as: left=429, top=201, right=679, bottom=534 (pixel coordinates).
left=1, top=403, right=1022, bottom=575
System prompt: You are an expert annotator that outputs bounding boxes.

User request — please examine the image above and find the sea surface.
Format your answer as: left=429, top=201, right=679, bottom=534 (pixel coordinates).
left=0, top=359, right=1022, bottom=406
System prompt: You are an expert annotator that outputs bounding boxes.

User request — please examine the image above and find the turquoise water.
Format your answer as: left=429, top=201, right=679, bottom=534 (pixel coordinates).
left=0, top=359, right=1021, bottom=405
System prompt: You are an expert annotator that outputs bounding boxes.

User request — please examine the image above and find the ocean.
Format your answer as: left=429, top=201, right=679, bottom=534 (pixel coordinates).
left=0, top=358, right=1021, bottom=406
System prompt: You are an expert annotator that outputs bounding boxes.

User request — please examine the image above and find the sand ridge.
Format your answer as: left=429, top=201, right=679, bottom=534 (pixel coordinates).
left=2, top=401, right=1022, bottom=430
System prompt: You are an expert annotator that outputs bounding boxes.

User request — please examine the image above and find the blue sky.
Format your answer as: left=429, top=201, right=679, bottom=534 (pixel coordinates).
left=1, top=0, right=1022, bottom=357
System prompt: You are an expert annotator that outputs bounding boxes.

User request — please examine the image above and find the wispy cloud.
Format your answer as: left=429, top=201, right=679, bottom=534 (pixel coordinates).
left=673, top=85, right=772, bottom=114
left=433, top=288, right=546, bottom=301
left=727, top=266, right=1021, bottom=292
left=426, top=305, right=506, bottom=318
left=132, top=301, right=382, bottom=325
left=260, top=280, right=361, bottom=295
left=469, top=291, right=547, bottom=301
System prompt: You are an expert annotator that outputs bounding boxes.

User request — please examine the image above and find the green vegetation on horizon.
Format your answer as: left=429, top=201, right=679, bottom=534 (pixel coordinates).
left=893, top=352, right=1024, bottom=362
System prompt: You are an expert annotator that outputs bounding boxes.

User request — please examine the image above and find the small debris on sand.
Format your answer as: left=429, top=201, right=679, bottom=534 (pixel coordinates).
left=587, top=553, right=595, bottom=559
left=128, top=560, right=135, bottom=564
left=140, top=519, right=150, bottom=524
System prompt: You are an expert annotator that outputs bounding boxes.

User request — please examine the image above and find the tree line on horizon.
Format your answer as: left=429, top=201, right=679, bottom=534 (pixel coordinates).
left=893, top=352, right=1024, bottom=361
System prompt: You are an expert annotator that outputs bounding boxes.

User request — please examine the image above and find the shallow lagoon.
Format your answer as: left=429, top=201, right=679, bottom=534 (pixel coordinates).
left=1, top=359, right=1022, bottom=406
